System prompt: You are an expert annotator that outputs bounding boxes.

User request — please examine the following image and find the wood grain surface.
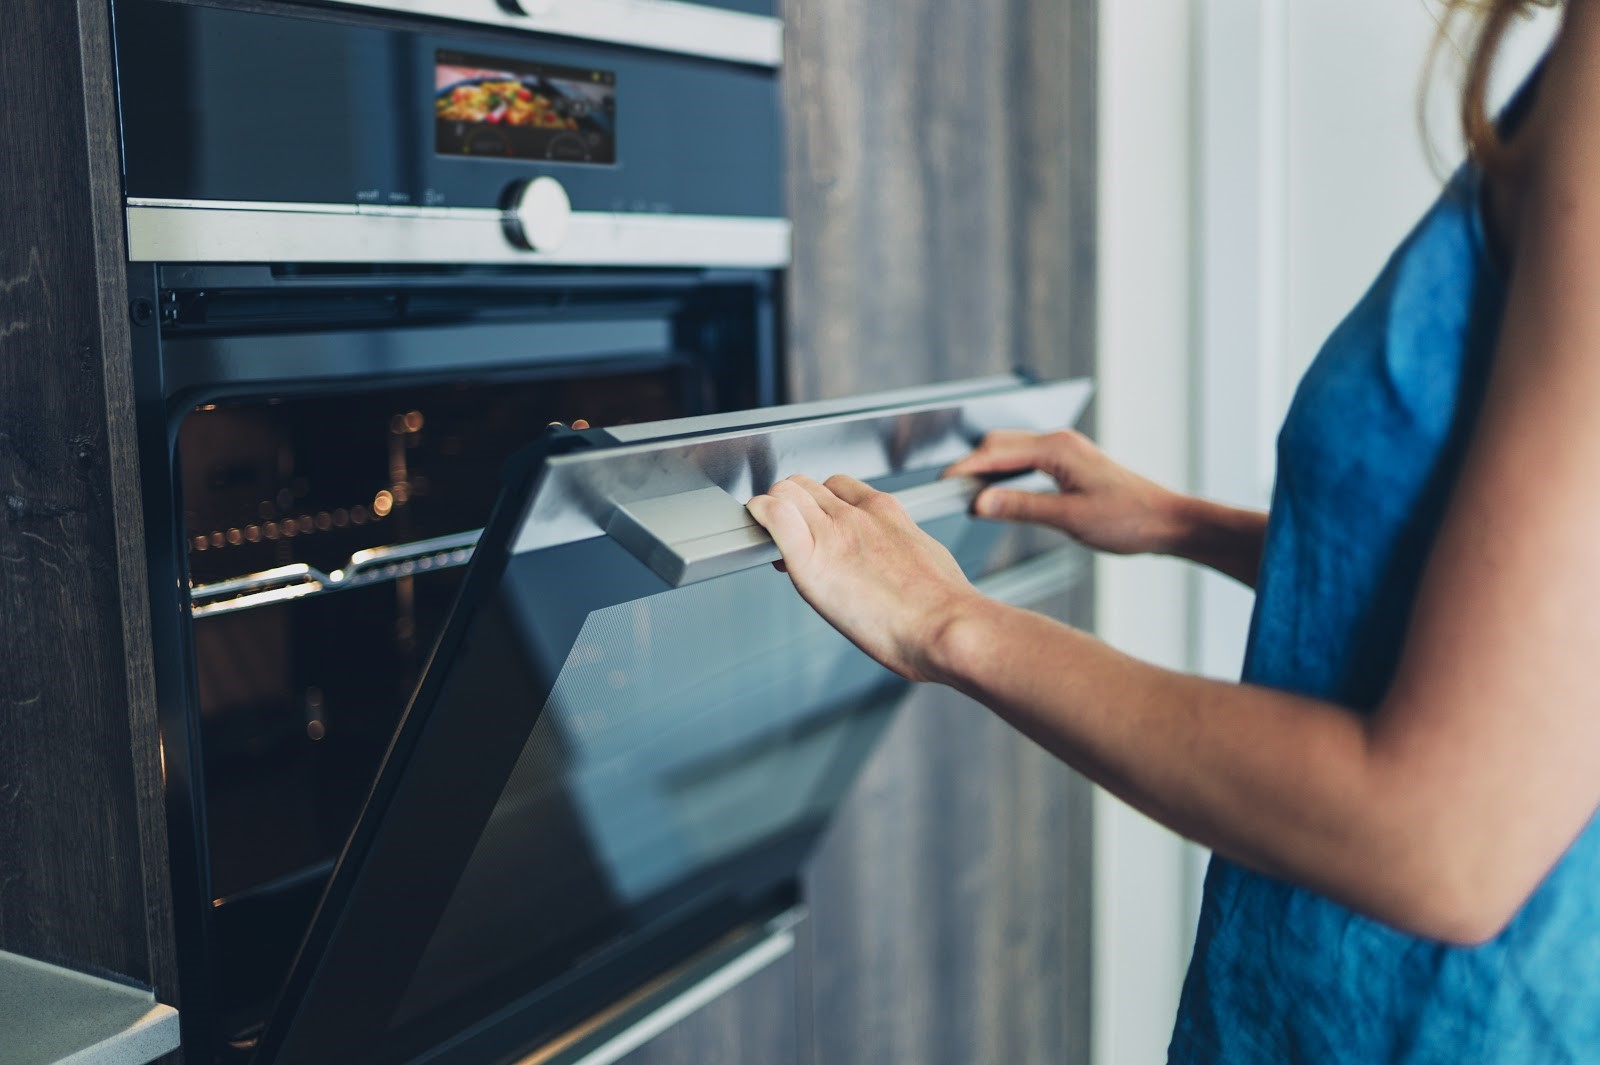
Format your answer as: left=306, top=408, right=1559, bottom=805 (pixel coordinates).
left=625, top=0, right=1098, bottom=1060
left=0, top=0, right=176, bottom=1010
left=784, top=0, right=1097, bottom=398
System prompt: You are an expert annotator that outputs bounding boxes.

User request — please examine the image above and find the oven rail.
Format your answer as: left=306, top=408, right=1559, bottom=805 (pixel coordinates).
left=189, top=528, right=1087, bottom=624
left=189, top=530, right=479, bottom=618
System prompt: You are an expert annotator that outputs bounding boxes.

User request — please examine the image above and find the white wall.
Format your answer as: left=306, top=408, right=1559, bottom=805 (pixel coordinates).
left=1091, top=3, right=1199, bottom=1063
left=1092, top=2, right=1556, bottom=1063
left=1279, top=2, right=1555, bottom=415
left=1195, top=0, right=1557, bottom=683
left=1279, top=3, right=1458, bottom=412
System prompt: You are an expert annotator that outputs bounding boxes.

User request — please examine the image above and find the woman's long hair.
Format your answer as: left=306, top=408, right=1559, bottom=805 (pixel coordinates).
left=1430, top=0, right=1560, bottom=168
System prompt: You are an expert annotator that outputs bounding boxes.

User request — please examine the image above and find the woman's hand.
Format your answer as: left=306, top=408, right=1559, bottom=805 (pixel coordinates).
left=944, top=429, right=1187, bottom=556
left=948, top=429, right=1268, bottom=586
left=746, top=474, right=984, bottom=683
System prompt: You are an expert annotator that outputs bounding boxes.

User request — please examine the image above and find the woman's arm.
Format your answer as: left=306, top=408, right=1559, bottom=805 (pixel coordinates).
left=942, top=429, right=1268, bottom=587
left=751, top=477, right=1479, bottom=940
left=1163, top=495, right=1268, bottom=587
left=749, top=4, right=1600, bottom=946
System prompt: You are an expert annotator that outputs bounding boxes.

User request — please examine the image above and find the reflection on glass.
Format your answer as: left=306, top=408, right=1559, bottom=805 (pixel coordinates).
left=392, top=514, right=1003, bottom=1026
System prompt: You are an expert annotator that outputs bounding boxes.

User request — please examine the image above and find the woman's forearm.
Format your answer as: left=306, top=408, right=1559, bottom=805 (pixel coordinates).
left=748, top=471, right=1559, bottom=944
left=1159, top=495, right=1269, bottom=587
left=923, top=598, right=1506, bottom=945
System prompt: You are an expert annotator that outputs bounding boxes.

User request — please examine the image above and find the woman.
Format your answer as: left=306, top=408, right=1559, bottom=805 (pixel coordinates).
left=748, top=1, right=1600, bottom=1060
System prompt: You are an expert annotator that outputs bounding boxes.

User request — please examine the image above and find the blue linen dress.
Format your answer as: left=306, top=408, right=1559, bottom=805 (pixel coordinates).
left=1167, top=165, right=1600, bottom=1062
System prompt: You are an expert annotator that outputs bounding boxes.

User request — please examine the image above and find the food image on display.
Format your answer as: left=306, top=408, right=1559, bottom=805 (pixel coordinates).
left=435, top=51, right=616, bottom=164
left=438, top=79, right=578, bottom=130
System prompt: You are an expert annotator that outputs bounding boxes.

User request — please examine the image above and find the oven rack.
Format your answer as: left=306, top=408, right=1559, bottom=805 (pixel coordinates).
left=191, top=529, right=1091, bottom=622
left=189, top=530, right=480, bottom=619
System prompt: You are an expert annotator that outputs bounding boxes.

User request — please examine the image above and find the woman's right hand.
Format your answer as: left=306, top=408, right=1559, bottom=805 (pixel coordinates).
left=944, top=429, right=1188, bottom=556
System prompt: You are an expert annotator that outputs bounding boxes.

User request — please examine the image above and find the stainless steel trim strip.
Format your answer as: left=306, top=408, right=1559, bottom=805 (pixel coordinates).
left=608, top=471, right=1057, bottom=587
left=126, top=197, right=487, bottom=218
left=317, top=0, right=783, bottom=68
left=125, top=201, right=792, bottom=267
left=602, top=374, right=1031, bottom=443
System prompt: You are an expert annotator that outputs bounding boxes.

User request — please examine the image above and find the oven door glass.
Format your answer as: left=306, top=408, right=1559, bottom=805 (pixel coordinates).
left=254, top=374, right=1092, bottom=1065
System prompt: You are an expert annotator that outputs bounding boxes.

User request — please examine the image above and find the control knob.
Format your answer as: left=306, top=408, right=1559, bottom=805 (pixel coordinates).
left=502, top=177, right=572, bottom=252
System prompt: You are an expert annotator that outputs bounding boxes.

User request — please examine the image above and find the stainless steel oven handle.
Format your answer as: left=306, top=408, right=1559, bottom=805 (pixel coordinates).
left=606, top=470, right=1056, bottom=588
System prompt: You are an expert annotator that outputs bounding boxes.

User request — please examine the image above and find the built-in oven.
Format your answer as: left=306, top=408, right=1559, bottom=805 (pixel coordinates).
left=113, top=2, right=1092, bottom=1062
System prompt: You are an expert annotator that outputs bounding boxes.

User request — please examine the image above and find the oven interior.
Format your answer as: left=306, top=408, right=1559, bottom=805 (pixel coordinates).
left=149, top=266, right=780, bottom=1047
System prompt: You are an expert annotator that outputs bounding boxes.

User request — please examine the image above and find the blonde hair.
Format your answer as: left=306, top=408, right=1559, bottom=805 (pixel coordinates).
left=1430, top=0, right=1560, bottom=169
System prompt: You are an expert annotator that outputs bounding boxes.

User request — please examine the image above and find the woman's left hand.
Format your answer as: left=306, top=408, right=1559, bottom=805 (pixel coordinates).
left=746, top=474, right=983, bottom=683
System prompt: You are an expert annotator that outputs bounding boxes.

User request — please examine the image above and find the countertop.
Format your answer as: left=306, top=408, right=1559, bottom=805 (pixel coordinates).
left=0, top=951, right=179, bottom=1065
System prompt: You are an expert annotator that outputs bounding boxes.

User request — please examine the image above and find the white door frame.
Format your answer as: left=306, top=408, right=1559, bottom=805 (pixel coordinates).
left=1091, top=2, right=1286, bottom=1061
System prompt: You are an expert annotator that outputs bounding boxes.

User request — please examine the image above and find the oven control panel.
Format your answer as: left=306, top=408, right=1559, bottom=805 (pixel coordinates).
left=114, top=0, right=788, bottom=267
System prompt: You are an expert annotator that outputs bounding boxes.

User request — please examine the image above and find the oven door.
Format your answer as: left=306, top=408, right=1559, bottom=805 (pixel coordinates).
left=251, top=374, right=1092, bottom=1065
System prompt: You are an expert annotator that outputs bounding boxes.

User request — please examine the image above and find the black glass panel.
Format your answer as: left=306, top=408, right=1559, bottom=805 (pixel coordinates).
left=184, top=369, right=700, bottom=1030
left=257, top=476, right=1023, bottom=1065
left=115, top=0, right=783, bottom=216
left=390, top=514, right=995, bottom=1026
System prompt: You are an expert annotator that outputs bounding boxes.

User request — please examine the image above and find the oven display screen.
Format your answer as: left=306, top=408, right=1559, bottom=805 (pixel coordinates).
left=435, top=50, right=616, bottom=165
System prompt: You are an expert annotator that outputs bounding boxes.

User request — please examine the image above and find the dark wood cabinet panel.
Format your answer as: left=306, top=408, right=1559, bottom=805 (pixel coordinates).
left=0, top=0, right=176, bottom=1001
